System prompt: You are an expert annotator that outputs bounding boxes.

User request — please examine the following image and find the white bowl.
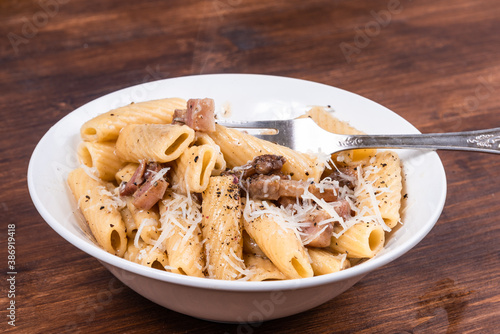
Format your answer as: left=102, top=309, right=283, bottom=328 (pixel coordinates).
left=28, top=74, right=447, bottom=323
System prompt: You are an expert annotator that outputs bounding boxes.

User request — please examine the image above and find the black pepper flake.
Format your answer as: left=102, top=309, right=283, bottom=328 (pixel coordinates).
left=403, top=193, right=408, bottom=199
left=100, top=206, right=105, bottom=210
left=85, top=195, right=90, bottom=199
left=110, top=224, right=114, bottom=227
left=194, top=156, right=199, bottom=162
left=381, top=163, right=387, bottom=167
left=305, top=172, right=309, bottom=176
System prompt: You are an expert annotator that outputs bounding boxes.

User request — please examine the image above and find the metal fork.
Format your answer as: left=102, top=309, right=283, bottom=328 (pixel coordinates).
left=216, top=118, right=500, bottom=154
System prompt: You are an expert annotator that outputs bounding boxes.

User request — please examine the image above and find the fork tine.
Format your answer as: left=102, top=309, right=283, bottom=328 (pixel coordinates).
left=251, top=134, right=283, bottom=143
left=216, top=119, right=289, bottom=129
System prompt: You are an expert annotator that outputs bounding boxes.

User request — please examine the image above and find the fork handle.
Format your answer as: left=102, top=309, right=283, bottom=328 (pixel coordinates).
left=339, top=127, right=500, bottom=154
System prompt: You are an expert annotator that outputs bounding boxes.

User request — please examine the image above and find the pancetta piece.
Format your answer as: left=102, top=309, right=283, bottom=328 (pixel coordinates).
left=119, top=160, right=147, bottom=196
left=225, top=154, right=286, bottom=179
left=246, top=175, right=338, bottom=202
left=185, top=98, right=216, bottom=132
left=300, top=200, right=351, bottom=247
left=132, top=163, right=169, bottom=210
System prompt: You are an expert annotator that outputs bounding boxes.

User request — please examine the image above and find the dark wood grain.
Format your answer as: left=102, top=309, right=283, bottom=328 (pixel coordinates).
left=1, top=0, right=499, bottom=333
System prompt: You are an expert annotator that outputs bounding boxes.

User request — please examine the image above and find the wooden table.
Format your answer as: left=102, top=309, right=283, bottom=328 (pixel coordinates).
left=2, top=0, right=499, bottom=332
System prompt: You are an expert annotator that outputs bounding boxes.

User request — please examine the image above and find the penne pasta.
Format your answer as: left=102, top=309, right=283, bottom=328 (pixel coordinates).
left=243, top=206, right=313, bottom=279
left=201, top=176, right=245, bottom=280
left=77, top=141, right=124, bottom=181
left=115, top=124, right=195, bottom=163
left=243, top=254, right=287, bottom=281
left=192, top=133, right=226, bottom=175
left=172, top=144, right=218, bottom=194
left=308, top=248, right=350, bottom=275
left=81, top=98, right=187, bottom=142
left=158, top=192, right=205, bottom=277
left=67, top=167, right=127, bottom=257
left=330, top=222, right=385, bottom=258
left=357, top=151, right=403, bottom=229
left=124, top=236, right=169, bottom=271
left=114, top=162, right=139, bottom=184
left=119, top=205, right=137, bottom=238
left=126, top=198, right=161, bottom=245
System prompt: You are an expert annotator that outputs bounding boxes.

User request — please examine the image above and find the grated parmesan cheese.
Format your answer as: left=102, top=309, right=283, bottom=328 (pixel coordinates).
left=135, top=218, right=157, bottom=249
left=149, top=167, right=170, bottom=184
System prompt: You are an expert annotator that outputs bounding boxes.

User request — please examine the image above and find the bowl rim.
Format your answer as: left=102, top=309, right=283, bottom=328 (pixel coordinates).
left=27, top=73, right=447, bottom=292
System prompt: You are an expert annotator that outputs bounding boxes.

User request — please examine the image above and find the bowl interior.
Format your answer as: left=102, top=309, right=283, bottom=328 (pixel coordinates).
left=28, top=74, right=446, bottom=292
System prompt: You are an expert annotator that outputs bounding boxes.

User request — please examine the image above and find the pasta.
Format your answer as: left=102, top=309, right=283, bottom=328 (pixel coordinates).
left=330, top=222, right=385, bottom=258
left=201, top=176, right=245, bottom=280
left=68, top=97, right=404, bottom=281
left=171, top=144, right=219, bottom=194
left=243, top=206, right=314, bottom=279
left=67, top=167, right=127, bottom=257
left=77, top=141, right=124, bottom=181
left=158, top=192, right=205, bottom=277
left=124, top=236, right=169, bottom=270
left=356, top=151, right=403, bottom=229
left=308, top=248, right=350, bottom=275
left=81, top=97, right=187, bottom=142
left=243, top=254, right=287, bottom=281
left=115, top=124, right=195, bottom=163
left=192, top=133, right=226, bottom=175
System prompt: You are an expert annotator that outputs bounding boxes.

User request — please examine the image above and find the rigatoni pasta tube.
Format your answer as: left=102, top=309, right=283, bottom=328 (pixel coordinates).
left=244, top=254, right=287, bottom=281
left=201, top=176, right=245, bottom=280
left=172, top=144, right=218, bottom=194
left=158, top=193, right=205, bottom=278
left=115, top=163, right=139, bottom=184
left=192, top=133, right=226, bottom=175
left=81, top=98, right=187, bottom=142
left=119, top=205, right=137, bottom=238
left=77, top=141, right=124, bottom=181
left=243, top=209, right=313, bottom=279
left=330, top=223, right=385, bottom=258
left=124, top=237, right=169, bottom=271
left=358, top=151, right=403, bottom=229
left=209, top=124, right=323, bottom=182
left=115, top=124, right=195, bottom=163
left=67, top=167, right=127, bottom=257
left=308, top=248, right=350, bottom=275
left=126, top=199, right=160, bottom=245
